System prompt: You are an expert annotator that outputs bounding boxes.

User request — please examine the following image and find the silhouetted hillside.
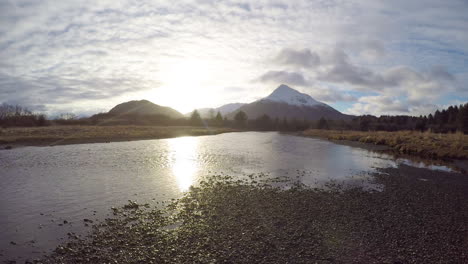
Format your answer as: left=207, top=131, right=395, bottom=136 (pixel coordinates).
left=108, top=100, right=184, bottom=119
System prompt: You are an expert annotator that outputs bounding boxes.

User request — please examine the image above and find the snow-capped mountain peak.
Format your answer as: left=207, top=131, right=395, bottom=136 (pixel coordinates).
left=262, top=84, right=322, bottom=107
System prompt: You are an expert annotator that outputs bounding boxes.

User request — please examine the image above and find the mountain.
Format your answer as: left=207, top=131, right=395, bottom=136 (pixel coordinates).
left=217, top=103, right=245, bottom=115
left=228, top=84, right=352, bottom=121
left=108, top=100, right=184, bottom=119
left=263, top=84, right=325, bottom=107
left=186, top=103, right=245, bottom=118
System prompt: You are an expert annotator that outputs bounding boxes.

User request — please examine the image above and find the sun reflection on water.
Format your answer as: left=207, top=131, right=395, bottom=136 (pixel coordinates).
left=168, top=137, right=199, bottom=192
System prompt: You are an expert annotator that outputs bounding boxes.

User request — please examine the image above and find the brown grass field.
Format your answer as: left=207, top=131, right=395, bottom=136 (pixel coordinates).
left=0, top=125, right=238, bottom=146
left=303, top=129, right=468, bottom=160
left=2, top=126, right=467, bottom=160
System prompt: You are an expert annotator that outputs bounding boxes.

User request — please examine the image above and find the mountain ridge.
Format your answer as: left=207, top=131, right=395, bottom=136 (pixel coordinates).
left=228, top=84, right=352, bottom=121
left=186, top=103, right=246, bottom=118
left=260, top=84, right=325, bottom=107
left=104, top=85, right=351, bottom=121
left=108, top=100, right=184, bottom=119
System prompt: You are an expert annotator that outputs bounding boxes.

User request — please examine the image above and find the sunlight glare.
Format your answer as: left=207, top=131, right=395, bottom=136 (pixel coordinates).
left=153, top=59, right=214, bottom=113
left=168, top=136, right=199, bottom=192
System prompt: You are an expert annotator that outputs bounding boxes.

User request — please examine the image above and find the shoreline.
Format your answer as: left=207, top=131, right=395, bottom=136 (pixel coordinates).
left=302, top=129, right=468, bottom=161
left=0, top=125, right=239, bottom=148
left=297, top=130, right=468, bottom=173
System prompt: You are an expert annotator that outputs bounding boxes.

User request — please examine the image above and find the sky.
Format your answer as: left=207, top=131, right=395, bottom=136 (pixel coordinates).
left=0, top=0, right=467, bottom=116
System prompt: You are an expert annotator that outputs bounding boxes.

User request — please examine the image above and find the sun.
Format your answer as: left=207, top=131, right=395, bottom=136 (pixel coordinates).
left=150, top=59, right=214, bottom=113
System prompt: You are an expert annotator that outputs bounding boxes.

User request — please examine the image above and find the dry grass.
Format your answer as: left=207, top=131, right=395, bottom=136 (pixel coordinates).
left=0, top=125, right=238, bottom=146
left=303, top=129, right=468, bottom=160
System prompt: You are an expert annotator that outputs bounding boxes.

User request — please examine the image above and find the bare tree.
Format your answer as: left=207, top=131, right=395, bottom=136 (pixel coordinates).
left=0, top=103, right=48, bottom=127
left=0, top=103, right=32, bottom=118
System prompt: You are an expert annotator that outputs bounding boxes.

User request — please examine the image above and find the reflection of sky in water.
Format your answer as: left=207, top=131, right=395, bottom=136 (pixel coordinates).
left=163, top=133, right=456, bottom=190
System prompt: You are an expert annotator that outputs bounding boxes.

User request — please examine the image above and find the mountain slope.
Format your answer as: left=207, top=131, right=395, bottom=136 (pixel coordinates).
left=263, top=84, right=324, bottom=107
left=187, top=103, right=245, bottom=118
left=217, top=103, right=245, bottom=115
left=108, top=100, right=184, bottom=119
left=229, top=84, right=352, bottom=121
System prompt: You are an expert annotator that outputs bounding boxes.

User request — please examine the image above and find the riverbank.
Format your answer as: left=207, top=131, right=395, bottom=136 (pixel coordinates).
left=302, top=129, right=468, bottom=160
left=36, top=165, right=467, bottom=263
left=0, top=125, right=238, bottom=147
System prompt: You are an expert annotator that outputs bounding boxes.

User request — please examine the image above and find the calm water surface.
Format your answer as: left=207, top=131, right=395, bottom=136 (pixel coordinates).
left=0, top=132, right=454, bottom=261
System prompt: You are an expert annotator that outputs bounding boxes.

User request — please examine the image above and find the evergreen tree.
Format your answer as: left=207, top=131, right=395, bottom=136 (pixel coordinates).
left=457, top=104, right=468, bottom=133
left=428, top=114, right=434, bottom=125
left=415, top=117, right=426, bottom=131
left=447, top=106, right=458, bottom=124
left=359, top=117, right=370, bottom=131
left=256, top=114, right=272, bottom=130
left=190, top=110, right=202, bottom=126
left=215, top=111, right=223, bottom=126
left=317, top=117, right=329, bottom=130
left=434, top=110, right=442, bottom=125
left=234, top=111, right=248, bottom=127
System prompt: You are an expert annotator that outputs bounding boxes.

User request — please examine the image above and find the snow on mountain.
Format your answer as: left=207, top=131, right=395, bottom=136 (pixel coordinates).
left=261, top=84, right=324, bottom=107
left=227, top=84, right=352, bottom=121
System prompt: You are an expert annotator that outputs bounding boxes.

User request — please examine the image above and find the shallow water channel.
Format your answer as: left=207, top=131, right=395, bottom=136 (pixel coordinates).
left=0, top=132, right=455, bottom=261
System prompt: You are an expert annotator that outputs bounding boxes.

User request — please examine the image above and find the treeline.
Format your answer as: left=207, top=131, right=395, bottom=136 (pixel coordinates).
left=187, top=103, right=468, bottom=134
left=0, top=104, right=48, bottom=127
left=188, top=110, right=315, bottom=131
left=332, top=103, right=468, bottom=133
left=2, top=102, right=467, bottom=134
left=57, top=110, right=310, bottom=131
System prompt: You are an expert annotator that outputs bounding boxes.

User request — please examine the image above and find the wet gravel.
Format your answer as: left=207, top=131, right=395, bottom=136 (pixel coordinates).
left=25, top=165, right=468, bottom=263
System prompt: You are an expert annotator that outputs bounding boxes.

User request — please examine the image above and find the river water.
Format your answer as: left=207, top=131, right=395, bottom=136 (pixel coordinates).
left=0, top=132, right=455, bottom=261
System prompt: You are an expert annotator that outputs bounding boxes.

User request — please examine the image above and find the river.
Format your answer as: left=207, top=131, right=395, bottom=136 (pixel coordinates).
left=0, top=132, right=454, bottom=262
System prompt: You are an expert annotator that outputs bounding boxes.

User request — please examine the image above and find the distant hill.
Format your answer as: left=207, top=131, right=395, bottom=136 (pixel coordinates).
left=108, top=100, right=184, bottom=119
left=186, top=103, right=245, bottom=118
left=217, top=103, right=245, bottom=115
left=228, top=84, right=352, bottom=121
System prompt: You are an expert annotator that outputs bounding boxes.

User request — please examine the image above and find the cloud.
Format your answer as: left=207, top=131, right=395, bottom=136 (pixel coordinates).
left=347, top=96, right=410, bottom=116
left=347, top=94, right=448, bottom=117
left=264, top=47, right=388, bottom=89
left=0, top=72, right=153, bottom=114
left=273, top=48, right=320, bottom=68
left=257, top=70, right=310, bottom=86
left=259, top=46, right=462, bottom=115
left=380, top=66, right=456, bottom=104
left=337, top=40, right=386, bottom=61
left=429, top=65, right=455, bottom=81
left=317, top=60, right=384, bottom=88
left=307, top=88, right=357, bottom=103
left=0, top=0, right=466, bottom=115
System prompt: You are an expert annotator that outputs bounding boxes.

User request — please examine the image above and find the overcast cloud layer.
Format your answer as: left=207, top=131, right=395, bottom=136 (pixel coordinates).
left=1, top=0, right=467, bottom=116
